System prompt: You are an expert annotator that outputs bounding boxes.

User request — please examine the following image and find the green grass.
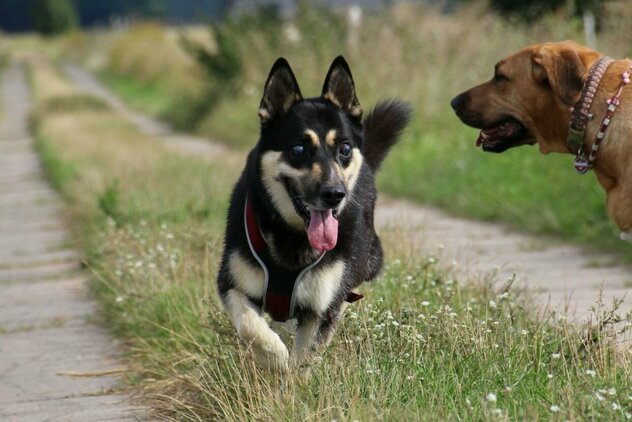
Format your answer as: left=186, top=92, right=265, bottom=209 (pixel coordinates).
left=99, top=71, right=174, bottom=118
left=27, top=56, right=632, bottom=420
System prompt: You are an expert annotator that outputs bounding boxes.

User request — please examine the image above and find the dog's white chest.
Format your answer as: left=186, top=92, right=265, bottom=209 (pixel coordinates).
left=293, top=260, right=345, bottom=315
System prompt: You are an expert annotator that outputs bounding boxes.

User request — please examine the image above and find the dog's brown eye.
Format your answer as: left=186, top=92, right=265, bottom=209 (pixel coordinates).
left=339, top=142, right=352, bottom=158
left=290, top=144, right=305, bottom=157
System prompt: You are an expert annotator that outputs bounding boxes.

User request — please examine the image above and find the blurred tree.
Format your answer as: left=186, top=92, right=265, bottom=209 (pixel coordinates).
left=31, top=0, right=78, bottom=35
left=488, top=0, right=611, bottom=23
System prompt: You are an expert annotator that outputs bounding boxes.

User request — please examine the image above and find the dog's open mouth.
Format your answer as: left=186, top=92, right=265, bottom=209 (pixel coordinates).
left=476, top=117, right=527, bottom=153
left=284, top=179, right=339, bottom=252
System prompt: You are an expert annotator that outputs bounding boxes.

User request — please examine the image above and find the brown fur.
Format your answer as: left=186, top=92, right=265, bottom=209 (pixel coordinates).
left=451, top=40, right=632, bottom=236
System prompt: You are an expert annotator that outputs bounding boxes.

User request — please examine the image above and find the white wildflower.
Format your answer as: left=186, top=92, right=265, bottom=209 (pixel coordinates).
left=486, top=392, right=497, bottom=403
left=552, top=353, right=561, bottom=359
left=550, top=405, right=560, bottom=412
left=489, top=300, right=497, bottom=308
left=585, top=369, right=596, bottom=377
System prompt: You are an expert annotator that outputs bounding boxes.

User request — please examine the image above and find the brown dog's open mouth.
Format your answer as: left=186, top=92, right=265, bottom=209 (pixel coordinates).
left=476, top=118, right=527, bottom=153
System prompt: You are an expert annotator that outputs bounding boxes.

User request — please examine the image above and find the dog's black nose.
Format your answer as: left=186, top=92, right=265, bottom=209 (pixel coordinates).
left=450, top=94, right=464, bottom=111
left=320, top=186, right=346, bottom=207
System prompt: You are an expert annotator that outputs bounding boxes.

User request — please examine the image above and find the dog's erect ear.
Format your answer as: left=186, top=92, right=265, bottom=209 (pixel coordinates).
left=321, top=56, right=363, bottom=120
left=259, top=58, right=303, bottom=123
left=532, top=42, right=600, bottom=106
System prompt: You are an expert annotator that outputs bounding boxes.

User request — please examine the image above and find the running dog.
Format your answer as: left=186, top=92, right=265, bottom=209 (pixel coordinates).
left=216, top=56, right=411, bottom=371
left=451, top=41, right=632, bottom=240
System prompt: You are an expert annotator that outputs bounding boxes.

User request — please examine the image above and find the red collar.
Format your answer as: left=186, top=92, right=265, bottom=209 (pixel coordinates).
left=244, top=195, right=363, bottom=322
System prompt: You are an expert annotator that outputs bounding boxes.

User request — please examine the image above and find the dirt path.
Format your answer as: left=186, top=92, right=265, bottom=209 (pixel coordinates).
left=0, top=63, right=143, bottom=421
left=63, top=64, right=631, bottom=321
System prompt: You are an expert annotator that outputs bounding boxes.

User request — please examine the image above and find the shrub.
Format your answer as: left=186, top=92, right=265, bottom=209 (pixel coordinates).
left=31, top=0, right=78, bottom=36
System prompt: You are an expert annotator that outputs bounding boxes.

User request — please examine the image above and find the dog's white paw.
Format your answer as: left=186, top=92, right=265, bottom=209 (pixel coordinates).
left=249, top=331, right=289, bottom=373
left=620, top=231, right=632, bottom=242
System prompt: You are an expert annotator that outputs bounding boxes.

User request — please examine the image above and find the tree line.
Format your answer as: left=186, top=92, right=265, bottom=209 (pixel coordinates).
left=0, top=0, right=229, bottom=33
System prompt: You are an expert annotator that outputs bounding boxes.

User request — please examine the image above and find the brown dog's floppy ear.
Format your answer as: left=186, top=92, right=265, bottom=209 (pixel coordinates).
left=259, top=58, right=303, bottom=124
left=532, top=44, right=593, bottom=107
left=322, top=56, right=363, bottom=120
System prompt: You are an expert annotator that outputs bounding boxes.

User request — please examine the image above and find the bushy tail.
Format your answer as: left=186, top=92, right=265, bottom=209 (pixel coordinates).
left=362, top=99, right=412, bottom=172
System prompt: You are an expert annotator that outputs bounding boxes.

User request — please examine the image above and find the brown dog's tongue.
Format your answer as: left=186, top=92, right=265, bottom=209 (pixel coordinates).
left=307, top=209, right=338, bottom=251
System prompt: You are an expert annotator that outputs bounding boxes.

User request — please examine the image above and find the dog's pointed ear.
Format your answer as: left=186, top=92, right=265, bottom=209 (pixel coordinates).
left=321, top=56, right=363, bottom=120
left=258, top=58, right=303, bottom=123
left=532, top=42, right=600, bottom=106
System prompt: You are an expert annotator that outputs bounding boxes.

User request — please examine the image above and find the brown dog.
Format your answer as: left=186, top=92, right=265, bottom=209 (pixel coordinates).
left=451, top=40, right=632, bottom=240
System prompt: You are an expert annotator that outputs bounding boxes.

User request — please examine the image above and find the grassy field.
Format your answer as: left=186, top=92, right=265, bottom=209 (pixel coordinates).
left=50, top=2, right=632, bottom=260
left=23, top=53, right=632, bottom=420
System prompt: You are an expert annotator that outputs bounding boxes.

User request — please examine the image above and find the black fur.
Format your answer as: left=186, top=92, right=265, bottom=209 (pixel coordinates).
left=363, top=99, right=413, bottom=171
left=216, top=56, right=411, bottom=361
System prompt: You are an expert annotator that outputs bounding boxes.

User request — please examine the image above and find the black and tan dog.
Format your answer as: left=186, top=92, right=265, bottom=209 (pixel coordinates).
left=216, top=56, right=411, bottom=371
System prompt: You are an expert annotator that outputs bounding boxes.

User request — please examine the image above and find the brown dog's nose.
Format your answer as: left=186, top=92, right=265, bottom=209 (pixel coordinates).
left=450, top=94, right=465, bottom=111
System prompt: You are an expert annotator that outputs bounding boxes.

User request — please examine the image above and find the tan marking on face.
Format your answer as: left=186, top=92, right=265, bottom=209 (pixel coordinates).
left=343, top=148, right=364, bottom=193
left=260, top=151, right=306, bottom=229
left=333, top=162, right=344, bottom=180
left=305, top=129, right=320, bottom=147
left=325, top=129, right=337, bottom=147
left=312, top=163, right=322, bottom=179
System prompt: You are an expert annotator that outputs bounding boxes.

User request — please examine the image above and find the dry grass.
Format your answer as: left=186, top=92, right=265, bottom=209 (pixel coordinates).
left=27, top=55, right=77, bottom=101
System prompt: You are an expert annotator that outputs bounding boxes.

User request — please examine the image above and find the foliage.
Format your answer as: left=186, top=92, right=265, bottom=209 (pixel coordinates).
left=0, top=0, right=228, bottom=32
left=31, top=0, right=78, bottom=36
left=489, top=0, right=611, bottom=23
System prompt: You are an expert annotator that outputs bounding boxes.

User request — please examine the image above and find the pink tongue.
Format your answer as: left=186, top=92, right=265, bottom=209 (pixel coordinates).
left=307, top=209, right=338, bottom=251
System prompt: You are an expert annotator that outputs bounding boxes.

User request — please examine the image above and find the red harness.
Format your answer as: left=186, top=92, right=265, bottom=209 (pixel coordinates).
left=244, top=195, right=363, bottom=322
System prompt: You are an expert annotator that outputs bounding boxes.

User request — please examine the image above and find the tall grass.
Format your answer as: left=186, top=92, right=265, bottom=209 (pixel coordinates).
left=26, top=54, right=632, bottom=421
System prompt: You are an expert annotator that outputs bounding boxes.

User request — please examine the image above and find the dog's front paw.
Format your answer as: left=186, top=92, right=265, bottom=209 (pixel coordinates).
left=250, top=332, right=289, bottom=373
left=620, top=231, right=632, bottom=242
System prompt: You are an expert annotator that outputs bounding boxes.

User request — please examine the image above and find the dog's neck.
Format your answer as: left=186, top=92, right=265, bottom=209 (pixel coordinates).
left=566, top=56, right=615, bottom=156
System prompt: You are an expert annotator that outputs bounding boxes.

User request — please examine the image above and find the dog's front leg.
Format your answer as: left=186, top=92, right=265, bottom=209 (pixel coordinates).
left=292, top=314, right=320, bottom=366
left=224, top=289, right=289, bottom=372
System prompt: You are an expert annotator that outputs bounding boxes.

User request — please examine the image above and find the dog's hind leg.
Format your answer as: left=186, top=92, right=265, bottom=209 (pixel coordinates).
left=224, top=289, right=289, bottom=372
